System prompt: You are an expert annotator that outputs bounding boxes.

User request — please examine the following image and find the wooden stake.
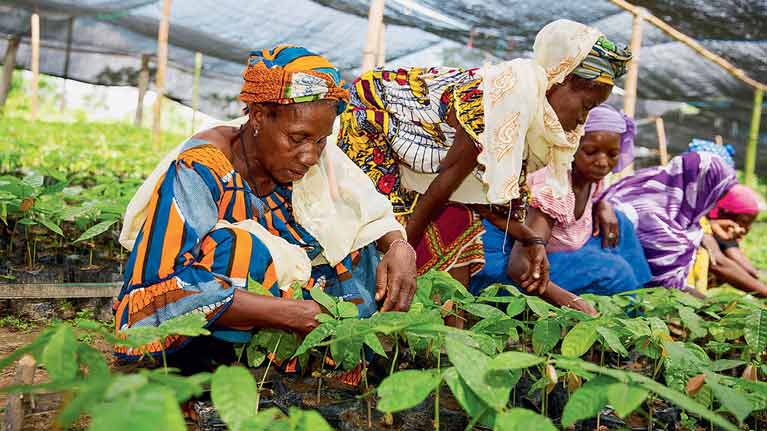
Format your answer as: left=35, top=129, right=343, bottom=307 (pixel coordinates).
left=0, top=35, right=21, bottom=113
left=623, top=8, right=645, bottom=118
left=152, top=0, right=172, bottom=150
left=2, top=354, right=36, bottom=431
left=360, top=0, right=385, bottom=72
left=744, top=88, right=763, bottom=187
left=655, top=116, right=669, bottom=165
left=607, top=0, right=767, bottom=92
left=191, top=51, right=202, bottom=134
left=30, top=13, right=40, bottom=121
left=375, top=24, right=386, bottom=67
left=59, top=16, right=74, bottom=112
left=135, top=54, right=149, bottom=127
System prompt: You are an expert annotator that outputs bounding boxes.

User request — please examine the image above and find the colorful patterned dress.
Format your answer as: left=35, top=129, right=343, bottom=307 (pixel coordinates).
left=114, top=139, right=378, bottom=360
left=338, top=67, right=528, bottom=277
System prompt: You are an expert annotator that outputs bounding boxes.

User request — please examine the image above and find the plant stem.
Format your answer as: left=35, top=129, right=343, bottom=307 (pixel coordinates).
left=361, top=349, right=372, bottom=429
left=257, top=335, right=282, bottom=415
left=434, top=352, right=441, bottom=431
left=161, top=345, right=168, bottom=374
left=317, top=347, right=328, bottom=405
left=390, top=334, right=399, bottom=376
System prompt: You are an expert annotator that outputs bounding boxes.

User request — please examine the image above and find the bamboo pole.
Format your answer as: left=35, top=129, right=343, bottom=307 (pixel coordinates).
left=714, top=135, right=724, bottom=146
left=623, top=8, right=645, bottom=118
left=360, top=0, right=385, bottom=72
left=607, top=0, right=767, bottom=92
left=375, top=24, right=386, bottom=67
left=152, top=0, right=172, bottom=150
left=30, top=13, right=40, bottom=121
left=656, top=116, right=669, bottom=165
left=59, top=17, right=74, bottom=112
left=191, top=51, right=202, bottom=134
left=744, top=88, right=763, bottom=187
left=134, top=54, right=149, bottom=126
left=0, top=36, right=21, bottom=113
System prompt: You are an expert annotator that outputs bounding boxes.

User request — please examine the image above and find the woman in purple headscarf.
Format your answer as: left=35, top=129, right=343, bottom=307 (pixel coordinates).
left=471, top=105, right=651, bottom=314
left=600, top=151, right=738, bottom=295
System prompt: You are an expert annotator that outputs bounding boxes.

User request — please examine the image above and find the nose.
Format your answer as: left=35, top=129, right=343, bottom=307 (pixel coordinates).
left=297, top=144, right=321, bottom=167
left=593, top=154, right=609, bottom=169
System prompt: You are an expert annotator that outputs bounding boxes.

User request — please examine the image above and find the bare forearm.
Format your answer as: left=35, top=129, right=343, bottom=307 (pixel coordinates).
left=710, top=256, right=767, bottom=295
left=724, top=247, right=758, bottom=276
left=216, top=289, right=318, bottom=333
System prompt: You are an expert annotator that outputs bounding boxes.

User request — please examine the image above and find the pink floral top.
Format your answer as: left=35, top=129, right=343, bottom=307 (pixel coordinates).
left=528, top=166, right=602, bottom=252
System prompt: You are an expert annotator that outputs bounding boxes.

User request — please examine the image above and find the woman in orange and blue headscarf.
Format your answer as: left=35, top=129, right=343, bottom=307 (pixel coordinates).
left=114, top=46, right=416, bottom=373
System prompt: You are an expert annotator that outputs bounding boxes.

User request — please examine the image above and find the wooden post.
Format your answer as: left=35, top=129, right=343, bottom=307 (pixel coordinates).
left=30, top=12, right=40, bottom=121
left=360, top=0, right=385, bottom=72
left=2, top=355, right=36, bottom=431
left=59, top=17, right=74, bottom=112
left=375, top=24, right=386, bottom=67
left=656, top=116, right=669, bottom=165
left=191, top=51, right=202, bottom=134
left=623, top=8, right=645, bottom=118
left=0, top=35, right=21, bottom=113
left=744, top=88, right=764, bottom=187
left=152, top=0, right=172, bottom=150
left=135, top=54, right=149, bottom=127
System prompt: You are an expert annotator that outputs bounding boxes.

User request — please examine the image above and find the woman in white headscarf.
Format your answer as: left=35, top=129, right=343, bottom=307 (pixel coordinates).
left=338, top=20, right=631, bottom=313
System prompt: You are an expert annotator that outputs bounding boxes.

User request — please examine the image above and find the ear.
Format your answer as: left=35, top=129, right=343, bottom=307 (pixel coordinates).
left=247, top=103, right=268, bottom=132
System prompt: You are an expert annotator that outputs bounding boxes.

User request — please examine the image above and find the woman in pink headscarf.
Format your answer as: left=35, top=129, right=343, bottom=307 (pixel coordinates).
left=704, top=184, right=766, bottom=294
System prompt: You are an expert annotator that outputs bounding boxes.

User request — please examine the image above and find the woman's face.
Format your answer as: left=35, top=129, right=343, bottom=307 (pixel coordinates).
left=547, top=76, right=613, bottom=132
left=720, top=210, right=757, bottom=236
left=249, top=101, right=337, bottom=183
left=573, top=131, right=621, bottom=182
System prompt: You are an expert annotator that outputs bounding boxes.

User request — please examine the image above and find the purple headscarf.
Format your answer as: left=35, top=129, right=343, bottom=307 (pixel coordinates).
left=584, top=104, right=636, bottom=173
left=600, top=152, right=737, bottom=291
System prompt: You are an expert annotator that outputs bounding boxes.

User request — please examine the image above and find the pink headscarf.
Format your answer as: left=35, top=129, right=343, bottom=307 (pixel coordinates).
left=584, top=104, right=636, bottom=173
left=710, top=184, right=761, bottom=218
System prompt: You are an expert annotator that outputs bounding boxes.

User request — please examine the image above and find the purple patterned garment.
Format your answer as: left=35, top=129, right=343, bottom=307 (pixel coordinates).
left=599, top=152, right=737, bottom=290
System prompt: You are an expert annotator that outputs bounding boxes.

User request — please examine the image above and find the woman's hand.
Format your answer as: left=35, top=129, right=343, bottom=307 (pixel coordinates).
left=518, top=243, right=550, bottom=295
left=564, top=295, right=598, bottom=316
left=376, top=239, right=418, bottom=312
left=593, top=200, right=619, bottom=248
left=294, top=300, right=323, bottom=335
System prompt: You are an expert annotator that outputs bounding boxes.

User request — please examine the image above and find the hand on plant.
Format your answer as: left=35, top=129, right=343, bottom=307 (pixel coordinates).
left=593, top=200, right=619, bottom=248
left=376, top=240, right=418, bottom=312
left=295, top=300, right=322, bottom=335
left=564, top=294, right=598, bottom=317
left=519, top=243, right=550, bottom=295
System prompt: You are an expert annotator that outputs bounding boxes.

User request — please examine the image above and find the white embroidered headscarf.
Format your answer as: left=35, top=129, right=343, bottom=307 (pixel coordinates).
left=478, top=19, right=603, bottom=204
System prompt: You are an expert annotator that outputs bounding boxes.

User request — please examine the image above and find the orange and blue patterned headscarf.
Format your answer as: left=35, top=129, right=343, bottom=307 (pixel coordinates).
left=240, top=45, right=349, bottom=114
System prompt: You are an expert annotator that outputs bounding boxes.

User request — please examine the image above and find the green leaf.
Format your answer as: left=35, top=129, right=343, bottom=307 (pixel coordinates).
left=145, top=371, right=210, bottom=402
left=744, top=307, right=767, bottom=353
left=527, top=296, right=554, bottom=317
left=74, top=219, right=117, bottom=243
left=364, top=333, right=387, bottom=358
left=286, top=407, right=334, bottom=431
left=488, top=351, right=545, bottom=370
left=247, top=275, right=272, bottom=296
left=310, top=288, right=338, bottom=318
left=38, top=215, right=63, bottom=236
left=706, top=374, right=753, bottom=423
left=494, top=408, right=556, bottom=431
left=505, top=296, right=527, bottom=318
left=211, top=366, right=258, bottom=431
left=561, top=321, right=598, bottom=357
left=710, top=359, right=746, bottom=372
left=330, top=320, right=365, bottom=370
left=445, top=336, right=515, bottom=411
left=463, top=303, right=507, bottom=320
left=596, top=326, right=628, bottom=356
left=678, top=306, right=707, bottom=340
left=443, top=368, right=496, bottom=428
left=293, top=323, right=336, bottom=357
left=337, top=301, right=359, bottom=319
left=618, top=318, right=651, bottom=339
left=607, top=382, right=648, bottom=417
left=89, top=385, right=186, bottom=431
left=377, top=369, right=442, bottom=412
left=532, top=319, right=560, bottom=355
left=246, top=344, right=266, bottom=368
left=647, top=317, right=670, bottom=338
left=561, top=377, right=611, bottom=426
left=42, top=325, right=78, bottom=381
